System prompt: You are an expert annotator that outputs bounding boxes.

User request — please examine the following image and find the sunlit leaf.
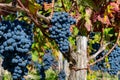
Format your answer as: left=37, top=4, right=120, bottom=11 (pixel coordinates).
left=84, top=8, right=92, bottom=31
left=28, top=0, right=42, bottom=15
left=80, top=0, right=98, bottom=11
left=44, top=2, right=52, bottom=11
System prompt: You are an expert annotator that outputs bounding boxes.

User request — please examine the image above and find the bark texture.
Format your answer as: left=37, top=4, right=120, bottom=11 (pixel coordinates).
left=68, top=35, right=88, bottom=80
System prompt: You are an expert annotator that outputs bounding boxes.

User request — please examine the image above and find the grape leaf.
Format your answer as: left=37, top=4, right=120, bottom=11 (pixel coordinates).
left=28, top=0, right=42, bottom=15
left=80, top=0, right=98, bottom=11
left=84, top=8, right=92, bottom=31
left=44, top=3, right=52, bottom=11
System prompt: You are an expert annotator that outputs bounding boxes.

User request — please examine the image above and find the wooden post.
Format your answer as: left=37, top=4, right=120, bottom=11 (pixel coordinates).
left=0, top=58, right=4, bottom=80
left=68, top=35, right=88, bottom=80
left=76, top=35, right=88, bottom=80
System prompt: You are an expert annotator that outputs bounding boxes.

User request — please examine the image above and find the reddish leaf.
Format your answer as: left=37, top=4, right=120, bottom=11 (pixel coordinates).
left=116, top=0, right=120, bottom=4
left=70, top=26, right=74, bottom=32
left=84, top=20, right=92, bottom=31
left=109, top=2, right=119, bottom=12
left=43, top=2, right=52, bottom=11
left=84, top=8, right=92, bottom=31
left=97, top=15, right=111, bottom=25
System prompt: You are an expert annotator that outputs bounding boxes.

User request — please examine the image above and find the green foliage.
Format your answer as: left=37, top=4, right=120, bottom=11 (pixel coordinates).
left=0, top=0, right=120, bottom=80
left=45, top=69, right=58, bottom=80
left=87, top=71, right=118, bottom=80
left=79, top=0, right=98, bottom=11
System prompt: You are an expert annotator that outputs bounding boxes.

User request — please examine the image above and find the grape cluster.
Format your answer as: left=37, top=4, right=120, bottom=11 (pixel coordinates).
left=90, top=51, right=107, bottom=72
left=34, top=49, right=57, bottom=80
left=43, top=49, right=54, bottom=70
left=90, top=43, right=107, bottom=72
left=34, top=62, right=45, bottom=80
left=89, top=32, right=95, bottom=39
left=45, top=0, right=52, bottom=3
left=58, top=70, right=66, bottom=80
left=36, top=0, right=52, bottom=5
left=107, top=46, right=120, bottom=75
left=92, top=43, right=100, bottom=51
left=36, top=0, right=44, bottom=5
left=90, top=43, right=120, bottom=75
left=49, top=12, right=76, bottom=53
left=0, top=20, right=33, bottom=80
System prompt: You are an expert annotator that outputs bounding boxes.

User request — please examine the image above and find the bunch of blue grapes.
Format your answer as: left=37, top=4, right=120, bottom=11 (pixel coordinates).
left=58, top=70, right=66, bottom=80
left=49, top=12, right=76, bottom=53
left=45, top=0, right=52, bottom=3
left=92, top=43, right=100, bottom=51
left=0, top=20, right=33, bottom=80
left=107, top=46, right=120, bottom=75
left=34, top=49, right=57, bottom=80
left=34, top=62, right=45, bottom=80
left=90, top=43, right=107, bottom=72
left=89, top=32, right=95, bottom=39
left=43, top=49, right=54, bottom=70
left=36, top=0, right=52, bottom=5
left=90, top=51, right=107, bottom=72
left=36, top=0, right=44, bottom=5
left=90, top=44, right=120, bottom=75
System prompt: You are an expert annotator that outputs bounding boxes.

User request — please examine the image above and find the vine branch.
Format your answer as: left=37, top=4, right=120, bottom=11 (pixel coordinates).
left=90, top=29, right=120, bottom=66
left=0, top=3, right=50, bottom=24
left=71, top=67, right=88, bottom=71
left=100, top=26, right=104, bottom=45
left=61, top=0, right=67, bottom=12
left=50, top=0, right=55, bottom=18
left=0, top=1, right=50, bottom=38
left=17, top=0, right=50, bottom=38
left=89, top=42, right=111, bottom=60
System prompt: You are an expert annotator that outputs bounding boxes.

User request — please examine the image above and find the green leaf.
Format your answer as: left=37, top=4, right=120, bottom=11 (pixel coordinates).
left=28, top=0, right=42, bottom=15
left=104, top=28, right=114, bottom=35
left=32, top=51, right=38, bottom=61
left=80, top=0, right=98, bottom=11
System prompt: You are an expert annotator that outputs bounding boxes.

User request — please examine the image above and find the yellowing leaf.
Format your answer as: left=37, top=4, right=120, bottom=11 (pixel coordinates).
left=28, top=0, right=42, bottom=15
left=44, top=3, right=52, bottom=11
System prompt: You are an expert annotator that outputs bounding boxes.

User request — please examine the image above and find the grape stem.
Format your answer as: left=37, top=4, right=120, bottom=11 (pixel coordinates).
left=68, top=0, right=79, bottom=14
left=61, top=0, right=67, bottom=12
left=17, top=0, right=50, bottom=38
left=0, top=2, right=50, bottom=24
left=90, top=29, right=120, bottom=66
left=49, top=0, right=55, bottom=18
left=88, top=42, right=111, bottom=60
left=100, top=25, right=104, bottom=45
left=71, top=66, right=88, bottom=71
left=0, top=1, right=51, bottom=38
left=0, top=8, right=16, bottom=14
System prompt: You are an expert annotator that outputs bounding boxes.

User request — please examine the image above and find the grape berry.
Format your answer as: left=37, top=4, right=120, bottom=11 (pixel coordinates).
left=36, top=0, right=52, bottom=5
left=35, top=49, right=57, bottom=80
left=107, top=46, right=120, bottom=75
left=0, top=20, right=33, bottom=80
left=90, top=43, right=120, bottom=75
left=49, top=12, right=76, bottom=53
left=58, top=69, right=66, bottom=80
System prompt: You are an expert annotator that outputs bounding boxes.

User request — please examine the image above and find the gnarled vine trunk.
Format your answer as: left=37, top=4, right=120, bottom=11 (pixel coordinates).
left=68, top=35, right=88, bottom=80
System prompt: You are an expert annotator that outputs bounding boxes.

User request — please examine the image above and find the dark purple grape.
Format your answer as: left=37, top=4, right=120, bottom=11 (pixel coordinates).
left=0, top=20, right=33, bottom=80
left=49, top=12, right=76, bottom=53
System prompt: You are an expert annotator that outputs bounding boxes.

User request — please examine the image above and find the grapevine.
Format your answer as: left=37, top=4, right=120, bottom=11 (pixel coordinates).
left=0, top=0, right=120, bottom=80
left=49, top=12, right=76, bottom=53
left=35, top=49, right=57, bottom=80
left=0, top=20, right=33, bottom=80
left=107, top=46, right=120, bottom=75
